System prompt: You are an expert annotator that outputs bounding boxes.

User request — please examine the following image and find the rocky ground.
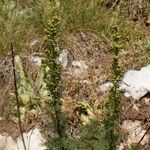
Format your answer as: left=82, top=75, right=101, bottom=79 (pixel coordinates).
left=0, top=31, right=150, bottom=150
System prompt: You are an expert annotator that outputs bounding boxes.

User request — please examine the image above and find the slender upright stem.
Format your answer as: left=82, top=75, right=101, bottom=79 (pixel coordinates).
left=11, top=43, right=27, bottom=150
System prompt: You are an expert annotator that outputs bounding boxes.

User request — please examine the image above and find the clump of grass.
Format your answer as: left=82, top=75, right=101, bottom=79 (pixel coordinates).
left=0, top=0, right=50, bottom=58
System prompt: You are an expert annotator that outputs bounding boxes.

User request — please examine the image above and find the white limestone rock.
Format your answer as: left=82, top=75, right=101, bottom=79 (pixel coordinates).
left=0, top=128, right=46, bottom=150
left=132, top=104, right=140, bottom=111
left=17, top=128, right=46, bottom=150
left=58, top=49, right=69, bottom=69
left=31, top=56, right=42, bottom=66
left=0, top=134, right=17, bottom=150
left=71, top=60, right=88, bottom=77
left=99, top=82, right=113, bottom=93
left=120, top=65, right=150, bottom=100
left=119, top=120, right=149, bottom=149
left=144, top=98, right=150, bottom=105
left=71, top=60, right=88, bottom=69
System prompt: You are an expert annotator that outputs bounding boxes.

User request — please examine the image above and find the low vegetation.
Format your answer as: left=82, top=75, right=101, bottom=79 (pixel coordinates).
left=0, top=0, right=150, bottom=150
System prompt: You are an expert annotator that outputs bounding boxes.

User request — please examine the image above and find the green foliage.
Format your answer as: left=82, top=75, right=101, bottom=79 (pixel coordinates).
left=0, top=0, right=149, bottom=68
left=59, top=0, right=112, bottom=34
left=76, top=105, right=88, bottom=116
left=11, top=55, right=38, bottom=123
left=43, top=2, right=72, bottom=149
left=77, top=120, right=109, bottom=150
left=127, top=144, right=138, bottom=150
left=1, top=1, right=150, bottom=149
left=46, top=136, right=74, bottom=150
left=104, top=27, right=123, bottom=150
left=0, top=0, right=50, bottom=57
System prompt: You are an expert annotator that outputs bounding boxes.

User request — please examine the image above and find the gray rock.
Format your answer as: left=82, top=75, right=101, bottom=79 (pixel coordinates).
left=58, top=49, right=69, bottom=69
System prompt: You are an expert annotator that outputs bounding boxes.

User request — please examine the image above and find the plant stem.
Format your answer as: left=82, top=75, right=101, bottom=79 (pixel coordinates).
left=11, top=43, right=27, bottom=150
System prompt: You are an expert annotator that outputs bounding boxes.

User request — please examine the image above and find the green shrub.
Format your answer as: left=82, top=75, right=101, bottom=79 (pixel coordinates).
left=42, top=2, right=73, bottom=149
left=104, top=26, right=123, bottom=150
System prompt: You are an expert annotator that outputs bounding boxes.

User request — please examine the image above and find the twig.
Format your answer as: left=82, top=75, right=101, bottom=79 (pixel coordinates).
left=136, top=125, right=150, bottom=148
left=28, top=128, right=34, bottom=150
left=110, top=0, right=120, bottom=10
left=11, top=43, right=27, bottom=150
left=120, top=97, right=135, bottom=122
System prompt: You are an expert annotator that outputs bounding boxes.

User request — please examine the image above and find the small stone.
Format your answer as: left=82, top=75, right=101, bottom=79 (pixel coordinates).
left=79, top=80, right=91, bottom=84
left=99, top=82, right=113, bottom=93
left=57, top=49, right=69, bottom=69
left=30, top=39, right=42, bottom=52
left=70, top=60, right=88, bottom=77
left=121, top=120, right=149, bottom=147
left=132, top=104, right=139, bottom=111
left=71, top=60, right=88, bottom=69
left=144, top=98, right=150, bottom=105
left=31, top=56, right=42, bottom=66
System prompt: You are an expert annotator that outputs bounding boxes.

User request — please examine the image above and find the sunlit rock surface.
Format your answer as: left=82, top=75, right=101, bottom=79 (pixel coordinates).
left=99, top=81, right=113, bottom=93
left=0, top=128, right=46, bottom=150
left=58, top=49, right=69, bottom=69
left=118, top=120, right=149, bottom=150
left=71, top=60, right=88, bottom=77
left=120, top=65, right=150, bottom=100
